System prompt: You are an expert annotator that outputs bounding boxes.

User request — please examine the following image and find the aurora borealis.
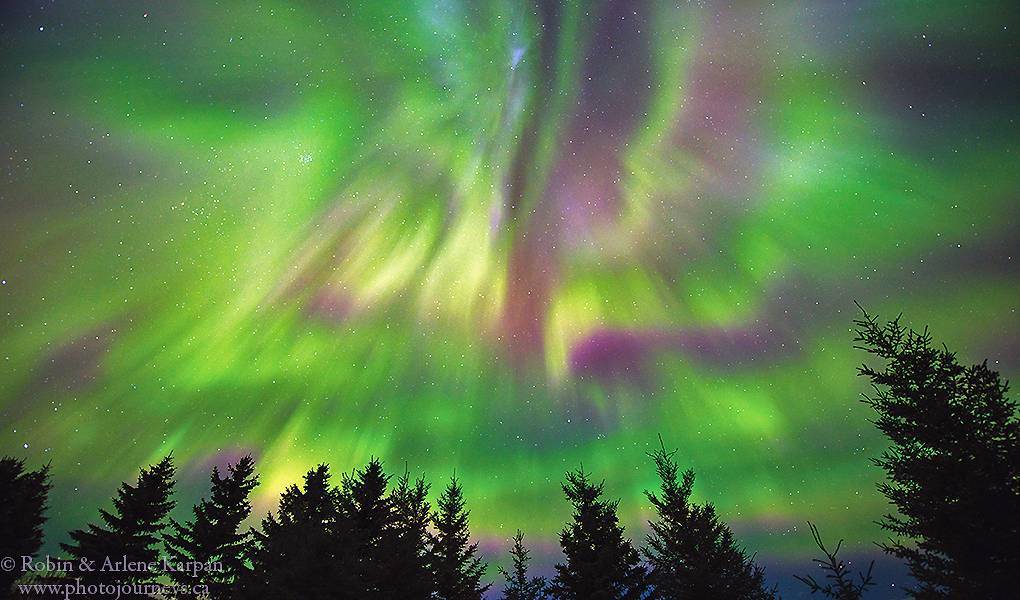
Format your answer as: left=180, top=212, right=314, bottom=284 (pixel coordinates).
left=1, top=0, right=1018, bottom=594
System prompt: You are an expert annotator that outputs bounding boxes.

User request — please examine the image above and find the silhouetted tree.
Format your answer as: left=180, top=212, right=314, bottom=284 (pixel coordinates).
left=338, top=457, right=404, bottom=598
left=240, top=464, right=344, bottom=599
left=386, top=467, right=435, bottom=598
left=642, top=438, right=775, bottom=599
left=794, top=522, right=874, bottom=600
left=431, top=475, right=490, bottom=600
left=163, top=454, right=258, bottom=598
left=855, top=308, right=1020, bottom=598
left=548, top=467, right=645, bottom=600
left=239, top=459, right=441, bottom=599
left=0, top=457, right=51, bottom=594
left=499, top=530, right=547, bottom=600
left=61, top=455, right=175, bottom=596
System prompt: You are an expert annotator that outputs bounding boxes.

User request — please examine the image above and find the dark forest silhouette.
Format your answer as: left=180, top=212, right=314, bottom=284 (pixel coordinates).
left=1, top=310, right=1018, bottom=599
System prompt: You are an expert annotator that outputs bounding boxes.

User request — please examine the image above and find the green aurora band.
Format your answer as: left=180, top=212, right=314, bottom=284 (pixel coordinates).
left=1, top=0, right=1018, bottom=584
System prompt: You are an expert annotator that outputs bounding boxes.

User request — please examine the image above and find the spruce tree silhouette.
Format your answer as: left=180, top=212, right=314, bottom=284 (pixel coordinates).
left=60, top=455, right=175, bottom=597
left=338, top=457, right=408, bottom=598
left=642, top=438, right=776, bottom=599
left=855, top=308, right=1020, bottom=598
left=431, top=475, right=490, bottom=600
left=386, top=467, right=435, bottom=599
left=0, top=457, right=51, bottom=594
left=548, top=466, right=646, bottom=600
left=163, top=454, right=258, bottom=598
left=498, top=530, right=548, bottom=600
left=794, top=522, right=874, bottom=600
left=241, top=464, right=344, bottom=599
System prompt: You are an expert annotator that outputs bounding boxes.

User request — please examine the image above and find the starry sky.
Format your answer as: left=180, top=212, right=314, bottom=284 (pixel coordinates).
left=1, top=1, right=1018, bottom=595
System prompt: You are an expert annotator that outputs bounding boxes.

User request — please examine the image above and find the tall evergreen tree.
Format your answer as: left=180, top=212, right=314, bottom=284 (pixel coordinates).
left=337, top=457, right=400, bottom=598
left=431, top=475, right=490, bottom=600
left=386, top=467, right=435, bottom=599
left=163, top=454, right=258, bottom=598
left=548, top=467, right=645, bottom=600
left=0, top=457, right=51, bottom=593
left=61, top=455, right=175, bottom=596
left=855, top=309, right=1020, bottom=598
left=642, top=439, right=775, bottom=599
left=240, top=464, right=344, bottom=600
left=499, top=530, right=547, bottom=600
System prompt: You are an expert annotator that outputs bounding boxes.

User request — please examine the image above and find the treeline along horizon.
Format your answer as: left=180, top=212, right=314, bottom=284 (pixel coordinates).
left=2, top=312, right=1018, bottom=599
left=0, top=440, right=795, bottom=600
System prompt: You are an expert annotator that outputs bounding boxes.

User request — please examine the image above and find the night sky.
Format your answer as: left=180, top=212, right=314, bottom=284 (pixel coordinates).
left=2, top=1, right=1018, bottom=596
